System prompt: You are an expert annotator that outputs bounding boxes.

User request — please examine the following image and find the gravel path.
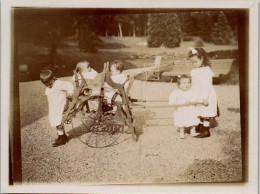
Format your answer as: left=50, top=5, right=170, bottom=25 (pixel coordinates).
left=21, top=77, right=242, bottom=184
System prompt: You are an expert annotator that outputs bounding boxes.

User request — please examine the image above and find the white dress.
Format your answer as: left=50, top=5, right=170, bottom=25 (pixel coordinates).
left=169, top=89, right=200, bottom=127
left=104, top=73, right=129, bottom=103
left=190, top=66, right=218, bottom=118
left=45, top=80, right=74, bottom=127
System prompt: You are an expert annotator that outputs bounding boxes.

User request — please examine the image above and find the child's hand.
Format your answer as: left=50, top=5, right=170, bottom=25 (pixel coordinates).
left=203, top=99, right=209, bottom=106
left=76, top=67, right=82, bottom=73
left=67, top=95, right=73, bottom=101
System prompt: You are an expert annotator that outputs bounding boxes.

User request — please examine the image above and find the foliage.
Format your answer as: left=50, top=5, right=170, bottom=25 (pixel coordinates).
left=193, top=37, right=204, bottom=47
left=147, top=13, right=181, bottom=48
left=210, top=11, right=234, bottom=45
left=181, top=12, right=198, bottom=41
left=197, top=11, right=215, bottom=42
left=78, top=23, right=99, bottom=53
left=207, top=49, right=238, bottom=59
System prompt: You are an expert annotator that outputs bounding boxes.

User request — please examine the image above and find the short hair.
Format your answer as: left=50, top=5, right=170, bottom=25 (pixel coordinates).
left=177, top=74, right=191, bottom=88
left=110, top=60, right=124, bottom=73
left=76, top=60, right=90, bottom=70
left=40, top=70, right=54, bottom=83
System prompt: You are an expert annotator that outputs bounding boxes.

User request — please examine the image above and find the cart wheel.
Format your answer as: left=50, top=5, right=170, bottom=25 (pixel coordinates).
left=84, top=117, right=123, bottom=148
left=79, top=96, right=124, bottom=148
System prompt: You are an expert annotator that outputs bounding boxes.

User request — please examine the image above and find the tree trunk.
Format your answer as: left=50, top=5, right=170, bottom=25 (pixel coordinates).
left=74, top=28, right=79, bottom=41
left=133, top=23, right=136, bottom=37
left=49, top=29, right=61, bottom=67
left=118, top=22, right=123, bottom=37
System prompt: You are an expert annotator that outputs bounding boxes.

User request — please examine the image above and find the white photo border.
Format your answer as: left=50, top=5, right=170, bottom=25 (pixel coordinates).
left=1, top=0, right=258, bottom=193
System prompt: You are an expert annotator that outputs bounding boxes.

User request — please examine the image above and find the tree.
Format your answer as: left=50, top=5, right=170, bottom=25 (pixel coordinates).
left=196, top=11, right=214, bottom=42
left=181, top=12, right=198, bottom=41
left=147, top=13, right=181, bottom=48
left=210, top=11, right=234, bottom=45
left=15, top=12, right=75, bottom=67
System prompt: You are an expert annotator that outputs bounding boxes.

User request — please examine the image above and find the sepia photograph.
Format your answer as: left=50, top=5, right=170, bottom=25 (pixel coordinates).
left=2, top=0, right=258, bottom=193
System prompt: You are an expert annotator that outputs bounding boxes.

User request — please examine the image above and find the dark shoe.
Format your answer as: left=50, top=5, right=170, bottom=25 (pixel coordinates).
left=194, top=127, right=210, bottom=138
left=195, top=123, right=203, bottom=133
left=52, top=134, right=69, bottom=147
left=53, top=135, right=62, bottom=143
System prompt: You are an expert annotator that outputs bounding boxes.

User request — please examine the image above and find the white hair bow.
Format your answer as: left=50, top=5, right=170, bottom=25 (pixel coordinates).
left=188, top=47, right=198, bottom=55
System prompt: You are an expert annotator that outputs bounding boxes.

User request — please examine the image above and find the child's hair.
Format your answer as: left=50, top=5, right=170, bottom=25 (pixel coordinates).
left=110, top=60, right=124, bottom=73
left=188, top=47, right=211, bottom=67
left=40, top=70, right=54, bottom=83
left=76, top=60, right=90, bottom=72
left=177, top=74, right=191, bottom=88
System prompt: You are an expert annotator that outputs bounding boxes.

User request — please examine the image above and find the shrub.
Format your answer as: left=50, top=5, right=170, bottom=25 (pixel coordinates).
left=78, top=24, right=98, bottom=53
left=208, top=49, right=238, bottom=59
left=147, top=13, right=181, bottom=48
left=197, top=11, right=215, bottom=42
left=194, top=38, right=204, bottom=47
left=181, top=12, right=198, bottom=38
left=210, top=11, right=234, bottom=45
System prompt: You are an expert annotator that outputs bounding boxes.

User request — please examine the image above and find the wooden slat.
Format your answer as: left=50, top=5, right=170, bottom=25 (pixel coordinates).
left=162, top=59, right=233, bottom=78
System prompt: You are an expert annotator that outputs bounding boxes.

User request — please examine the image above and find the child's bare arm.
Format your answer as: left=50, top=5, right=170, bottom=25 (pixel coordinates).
left=189, top=101, right=203, bottom=105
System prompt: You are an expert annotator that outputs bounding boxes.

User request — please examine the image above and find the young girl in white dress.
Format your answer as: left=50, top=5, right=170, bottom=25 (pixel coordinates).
left=169, top=75, right=201, bottom=139
left=40, top=70, right=74, bottom=147
left=188, top=47, right=219, bottom=138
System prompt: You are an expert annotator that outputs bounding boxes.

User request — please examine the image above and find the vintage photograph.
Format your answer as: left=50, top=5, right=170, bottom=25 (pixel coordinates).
left=1, top=0, right=256, bottom=191
left=12, top=8, right=245, bottom=185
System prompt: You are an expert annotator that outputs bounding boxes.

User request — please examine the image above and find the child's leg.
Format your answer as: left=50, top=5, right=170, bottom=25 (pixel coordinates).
left=195, top=117, right=203, bottom=133
left=52, top=124, right=69, bottom=147
left=179, top=127, right=185, bottom=139
left=203, top=118, right=210, bottom=128
left=57, top=124, right=65, bottom=135
left=195, top=118, right=210, bottom=138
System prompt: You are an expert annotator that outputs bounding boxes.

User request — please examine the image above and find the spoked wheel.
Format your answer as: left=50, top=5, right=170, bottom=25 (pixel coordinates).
left=79, top=95, right=125, bottom=148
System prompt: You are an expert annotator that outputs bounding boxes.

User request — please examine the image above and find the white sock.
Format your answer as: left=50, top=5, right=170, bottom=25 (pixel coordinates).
left=203, top=120, right=210, bottom=127
left=57, top=130, right=64, bottom=135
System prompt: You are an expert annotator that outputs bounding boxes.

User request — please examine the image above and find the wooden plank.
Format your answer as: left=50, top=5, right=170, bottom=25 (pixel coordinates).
left=163, top=59, right=233, bottom=78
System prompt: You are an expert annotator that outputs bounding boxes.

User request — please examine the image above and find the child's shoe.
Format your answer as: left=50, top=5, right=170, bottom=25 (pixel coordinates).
left=52, top=134, right=69, bottom=147
left=195, top=123, right=203, bottom=133
left=194, top=126, right=210, bottom=138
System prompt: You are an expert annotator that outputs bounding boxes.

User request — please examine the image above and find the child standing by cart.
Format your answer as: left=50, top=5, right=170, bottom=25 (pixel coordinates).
left=169, top=75, right=201, bottom=139
left=40, top=70, right=74, bottom=147
left=188, top=47, right=219, bottom=138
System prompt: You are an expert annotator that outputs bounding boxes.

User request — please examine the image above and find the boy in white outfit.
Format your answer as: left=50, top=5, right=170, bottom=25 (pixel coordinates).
left=40, top=70, right=74, bottom=147
left=72, top=60, right=98, bottom=84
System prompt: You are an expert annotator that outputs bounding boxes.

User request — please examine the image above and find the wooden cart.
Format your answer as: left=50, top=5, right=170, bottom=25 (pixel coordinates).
left=61, top=62, right=141, bottom=148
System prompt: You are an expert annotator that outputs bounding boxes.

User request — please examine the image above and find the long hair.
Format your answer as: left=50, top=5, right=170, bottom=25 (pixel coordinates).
left=189, top=47, right=211, bottom=67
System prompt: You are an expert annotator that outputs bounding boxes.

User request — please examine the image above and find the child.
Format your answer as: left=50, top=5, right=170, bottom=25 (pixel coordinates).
left=104, top=60, right=129, bottom=103
left=188, top=47, right=219, bottom=138
left=40, top=70, right=74, bottom=147
left=169, top=75, right=201, bottom=139
left=72, top=60, right=98, bottom=84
